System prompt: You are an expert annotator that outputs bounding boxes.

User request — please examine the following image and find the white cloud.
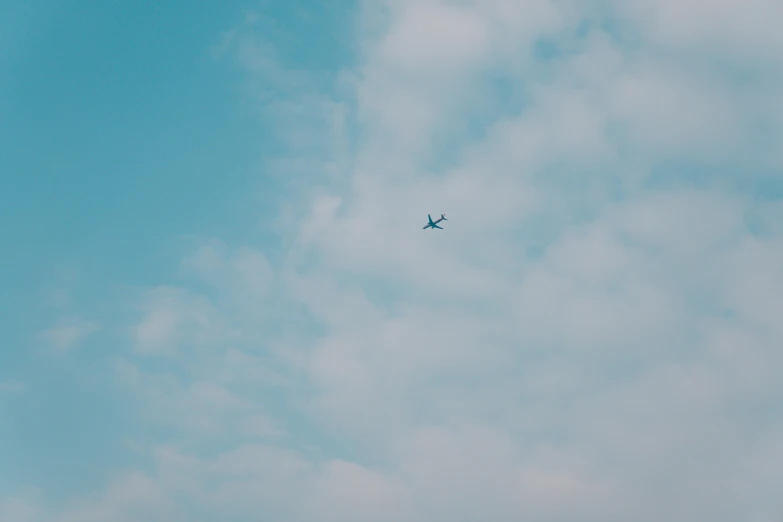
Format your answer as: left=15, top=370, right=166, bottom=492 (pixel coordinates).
left=0, top=380, right=24, bottom=393
left=615, top=0, right=783, bottom=66
left=116, top=359, right=284, bottom=442
left=133, top=286, right=230, bottom=355
left=57, top=472, right=177, bottom=522
left=179, top=239, right=275, bottom=305
left=0, top=495, right=44, bottom=522
left=282, top=0, right=782, bottom=518
left=375, top=3, right=490, bottom=73
left=39, top=318, right=99, bottom=352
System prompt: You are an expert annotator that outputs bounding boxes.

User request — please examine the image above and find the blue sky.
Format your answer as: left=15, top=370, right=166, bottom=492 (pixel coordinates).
left=1, top=0, right=352, bottom=503
left=2, top=0, right=783, bottom=520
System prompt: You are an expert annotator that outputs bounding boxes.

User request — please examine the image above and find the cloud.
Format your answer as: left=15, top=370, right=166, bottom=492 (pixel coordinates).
left=38, top=318, right=99, bottom=352
left=0, top=495, right=44, bottom=522
left=0, top=380, right=24, bottom=394
left=133, top=286, right=230, bottom=355
left=116, top=358, right=284, bottom=443
left=179, top=238, right=275, bottom=304
left=614, top=0, right=783, bottom=66
left=11, top=0, right=783, bottom=520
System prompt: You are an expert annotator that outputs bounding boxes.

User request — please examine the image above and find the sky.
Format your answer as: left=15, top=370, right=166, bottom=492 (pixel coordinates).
left=1, top=0, right=783, bottom=520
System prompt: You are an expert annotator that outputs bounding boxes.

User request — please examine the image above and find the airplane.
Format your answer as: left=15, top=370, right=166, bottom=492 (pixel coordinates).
left=422, top=213, right=447, bottom=230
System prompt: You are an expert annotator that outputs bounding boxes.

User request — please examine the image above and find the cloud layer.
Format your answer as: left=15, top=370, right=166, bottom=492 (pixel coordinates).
left=5, top=0, right=783, bottom=520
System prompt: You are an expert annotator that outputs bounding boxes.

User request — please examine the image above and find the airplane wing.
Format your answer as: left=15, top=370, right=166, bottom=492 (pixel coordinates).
left=433, top=224, right=443, bottom=229
left=428, top=214, right=434, bottom=225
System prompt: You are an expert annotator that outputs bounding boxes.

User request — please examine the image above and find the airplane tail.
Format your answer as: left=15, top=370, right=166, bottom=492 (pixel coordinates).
left=441, top=214, right=447, bottom=220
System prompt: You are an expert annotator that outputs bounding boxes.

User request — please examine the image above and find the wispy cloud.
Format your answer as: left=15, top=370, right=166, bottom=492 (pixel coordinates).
left=38, top=318, right=99, bottom=353
left=0, top=380, right=24, bottom=394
